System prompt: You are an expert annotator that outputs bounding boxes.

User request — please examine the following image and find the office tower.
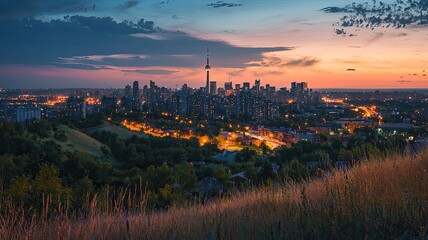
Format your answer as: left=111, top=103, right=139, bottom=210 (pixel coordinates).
left=291, top=82, right=297, bottom=94
left=125, top=85, right=132, bottom=97
left=243, top=82, right=250, bottom=91
left=225, top=82, right=233, bottom=96
left=254, top=79, right=261, bottom=94
left=16, top=106, right=42, bottom=123
left=210, top=81, right=217, bottom=95
left=66, top=96, right=86, bottom=119
left=235, top=84, right=241, bottom=92
left=101, top=96, right=118, bottom=113
left=301, top=82, right=308, bottom=92
left=150, top=80, right=156, bottom=89
left=133, top=81, right=139, bottom=98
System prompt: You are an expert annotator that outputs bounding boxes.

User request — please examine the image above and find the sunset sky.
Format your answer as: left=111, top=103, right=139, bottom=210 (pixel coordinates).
left=0, top=0, right=427, bottom=89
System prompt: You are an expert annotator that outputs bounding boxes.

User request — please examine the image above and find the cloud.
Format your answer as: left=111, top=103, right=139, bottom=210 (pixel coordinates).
left=320, top=7, right=352, bottom=13
left=0, top=0, right=96, bottom=19
left=366, top=32, right=384, bottom=46
left=122, top=69, right=179, bottom=75
left=247, top=56, right=319, bottom=68
left=0, top=15, right=291, bottom=71
left=207, top=1, right=243, bottom=8
left=254, top=71, right=283, bottom=77
left=397, top=80, right=411, bottom=83
left=346, top=68, right=356, bottom=71
left=282, top=57, right=320, bottom=67
left=117, top=0, right=139, bottom=11
left=224, top=30, right=237, bottom=34
left=324, top=0, right=428, bottom=35
left=228, top=69, right=245, bottom=77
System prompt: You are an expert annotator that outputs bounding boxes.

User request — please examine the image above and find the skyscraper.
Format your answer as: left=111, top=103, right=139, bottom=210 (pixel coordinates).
left=243, top=82, right=250, bottom=91
left=210, top=81, right=217, bottom=95
left=224, top=82, right=233, bottom=91
left=205, top=49, right=211, bottom=94
left=125, top=85, right=132, bottom=97
left=133, top=81, right=139, bottom=98
left=254, top=79, right=261, bottom=94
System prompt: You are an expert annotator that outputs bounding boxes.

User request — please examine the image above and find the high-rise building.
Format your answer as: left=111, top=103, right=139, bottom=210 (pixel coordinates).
left=133, top=81, right=139, bottom=98
left=150, top=80, right=156, bottom=89
left=254, top=79, right=261, bottom=94
left=291, top=82, right=297, bottom=94
left=66, top=96, right=86, bottom=118
left=225, top=82, right=233, bottom=90
left=243, top=82, right=250, bottom=91
left=291, top=82, right=308, bottom=94
left=224, top=82, right=233, bottom=96
left=16, top=106, right=42, bottom=123
left=210, top=81, right=217, bottom=95
left=235, top=84, right=241, bottom=92
left=125, top=85, right=132, bottom=97
left=101, top=96, right=118, bottom=114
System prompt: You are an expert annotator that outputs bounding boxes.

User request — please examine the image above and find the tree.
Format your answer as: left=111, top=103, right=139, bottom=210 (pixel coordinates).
left=6, top=175, right=32, bottom=203
left=72, top=176, right=94, bottom=210
left=173, top=163, right=197, bottom=192
left=34, top=164, right=71, bottom=210
left=283, top=159, right=309, bottom=181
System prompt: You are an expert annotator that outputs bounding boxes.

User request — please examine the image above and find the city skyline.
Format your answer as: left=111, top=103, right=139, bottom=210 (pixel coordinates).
left=0, top=0, right=427, bottom=89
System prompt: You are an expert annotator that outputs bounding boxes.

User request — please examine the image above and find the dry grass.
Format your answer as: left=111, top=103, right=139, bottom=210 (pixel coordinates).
left=1, top=149, right=428, bottom=239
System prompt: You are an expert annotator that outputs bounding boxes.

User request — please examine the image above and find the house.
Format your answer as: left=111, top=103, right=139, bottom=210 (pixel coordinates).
left=229, top=172, right=249, bottom=189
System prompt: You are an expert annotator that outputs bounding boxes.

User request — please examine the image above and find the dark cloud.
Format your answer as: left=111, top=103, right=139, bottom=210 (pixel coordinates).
left=397, top=80, right=411, bottom=83
left=117, top=0, right=139, bottom=11
left=224, top=30, right=237, bottom=34
left=122, top=69, right=179, bottom=75
left=346, top=68, right=356, bottom=71
left=0, top=0, right=95, bottom=19
left=249, top=56, right=319, bottom=68
left=335, top=28, right=346, bottom=36
left=0, top=15, right=290, bottom=70
left=207, top=1, right=243, bottom=8
left=282, top=57, right=320, bottom=67
left=324, top=0, right=428, bottom=35
left=320, top=7, right=352, bottom=13
left=159, top=0, right=172, bottom=5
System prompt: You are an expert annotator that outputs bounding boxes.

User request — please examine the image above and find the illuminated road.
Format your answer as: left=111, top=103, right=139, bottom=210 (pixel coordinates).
left=355, top=106, right=378, bottom=118
left=245, top=132, right=286, bottom=149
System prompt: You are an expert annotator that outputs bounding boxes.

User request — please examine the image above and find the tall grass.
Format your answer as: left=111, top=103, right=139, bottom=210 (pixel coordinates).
left=1, top=149, right=428, bottom=239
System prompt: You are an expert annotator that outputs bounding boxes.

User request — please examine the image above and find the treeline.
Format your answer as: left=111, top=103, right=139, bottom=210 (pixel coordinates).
left=230, top=127, right=408, bottom=183
left=0, top=119, right=409, bottom=214
left=0, top=120, right=227, bottom=212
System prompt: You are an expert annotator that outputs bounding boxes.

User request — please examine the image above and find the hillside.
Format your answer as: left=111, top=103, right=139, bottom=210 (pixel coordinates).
left=53, top=124, right=115, bottom=162
left=3, top=148, right=427, bottom=239
left=87, top=121, right=147, bottom=140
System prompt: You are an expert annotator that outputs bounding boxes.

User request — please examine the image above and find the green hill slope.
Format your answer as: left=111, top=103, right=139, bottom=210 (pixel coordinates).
left=87, top=121, right=147, bottom=139
left=53, top=125, right=115, bottom=162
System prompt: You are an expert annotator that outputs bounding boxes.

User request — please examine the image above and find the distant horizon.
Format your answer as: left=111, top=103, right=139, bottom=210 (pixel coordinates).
left=1, top=86, right=428, bottom=93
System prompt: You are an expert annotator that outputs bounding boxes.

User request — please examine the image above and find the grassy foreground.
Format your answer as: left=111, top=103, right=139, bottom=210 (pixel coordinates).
left=1, top=149, right=428, bottom=239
